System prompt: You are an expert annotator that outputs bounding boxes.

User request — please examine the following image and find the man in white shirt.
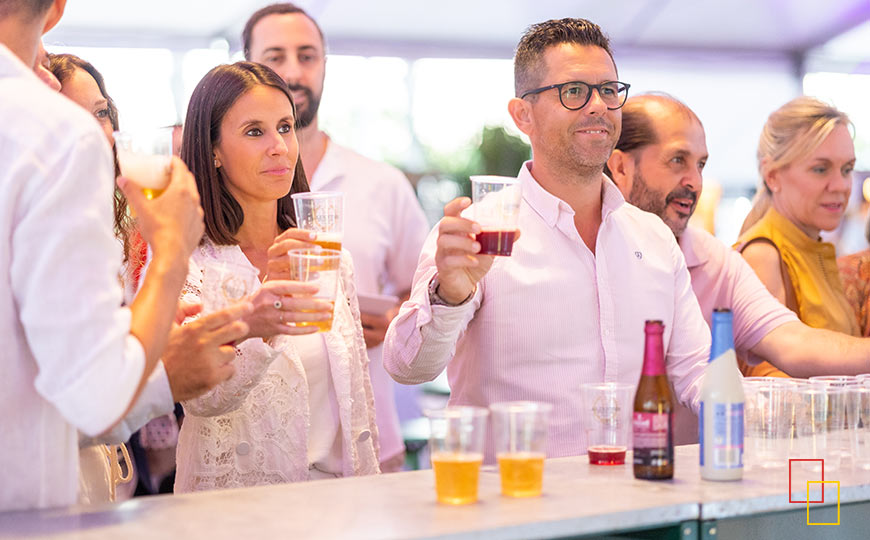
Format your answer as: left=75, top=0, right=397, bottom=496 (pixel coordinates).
left=383, top=18, right=711, bottom=459
left=0, top=0, right=232, bottom=511
left=243, top=3, right=430, bottom=471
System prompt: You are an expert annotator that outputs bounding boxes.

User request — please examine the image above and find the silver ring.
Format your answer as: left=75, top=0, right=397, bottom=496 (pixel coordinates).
left=273, top=300, right=283, bottom=310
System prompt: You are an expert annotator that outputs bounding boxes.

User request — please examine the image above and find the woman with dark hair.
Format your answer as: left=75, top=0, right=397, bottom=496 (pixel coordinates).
left=49, top=53, right=143, bottom=298
left=174, top=62, right=379, bottom=492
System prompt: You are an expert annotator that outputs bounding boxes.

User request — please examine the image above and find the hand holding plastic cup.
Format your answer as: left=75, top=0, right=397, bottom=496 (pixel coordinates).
left=469, top=175, right=521, bottom=256
left=291, top=192, right=343, bottom=251
left=580, top=382, right=634, bottom=465
left=286, top=248, right=341, bottom=332
left=490, top=401, right=551, bottom=497
left=425, top=406, right=488, bottom=505
left=113, top=128, right=173, bottom=199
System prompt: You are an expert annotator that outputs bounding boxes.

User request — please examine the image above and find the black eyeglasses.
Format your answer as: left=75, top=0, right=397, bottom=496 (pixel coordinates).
left=521, top=80, right=631, bottom=111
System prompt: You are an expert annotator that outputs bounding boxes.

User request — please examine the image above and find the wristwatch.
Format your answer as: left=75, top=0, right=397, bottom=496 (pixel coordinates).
left=428, top=275, right=475, bottom=307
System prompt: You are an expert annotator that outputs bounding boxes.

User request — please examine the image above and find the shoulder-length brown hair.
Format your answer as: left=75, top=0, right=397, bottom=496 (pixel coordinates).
left=182, top=61, right=310, bottom=245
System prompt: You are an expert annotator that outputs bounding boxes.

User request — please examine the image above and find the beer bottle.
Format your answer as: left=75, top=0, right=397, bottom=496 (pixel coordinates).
left=700, top=308, right=745, bottom=481
left=633, top=320, right=675, bottom=480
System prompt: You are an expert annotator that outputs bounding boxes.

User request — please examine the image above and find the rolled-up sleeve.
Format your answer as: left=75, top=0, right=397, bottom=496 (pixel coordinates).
left=383, top=224, right=479, bottom=384
left=12, top=128, right=144, bottom=437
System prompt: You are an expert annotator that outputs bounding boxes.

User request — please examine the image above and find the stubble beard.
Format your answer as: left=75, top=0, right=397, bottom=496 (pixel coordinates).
left=287, top=83, right=322, bottom=129
left=629, top=169, right=695, bottom=237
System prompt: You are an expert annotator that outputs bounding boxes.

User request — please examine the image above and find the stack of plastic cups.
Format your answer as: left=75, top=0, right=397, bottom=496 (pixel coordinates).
left=809, top=376, right=859, bottom=470
left=742, top=377, right=789, bottom=470
left=854, top=380, right=870, bottom=471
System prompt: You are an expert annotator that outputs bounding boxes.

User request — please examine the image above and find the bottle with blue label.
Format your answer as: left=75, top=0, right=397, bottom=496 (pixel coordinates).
left=700, top=308, right=744, bottom=481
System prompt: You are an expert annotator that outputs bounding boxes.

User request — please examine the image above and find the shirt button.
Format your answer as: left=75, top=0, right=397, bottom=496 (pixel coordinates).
left=357, top=430, right=371, bottom=443
left=236, top=442, right=251, bottom=456
left=603, top=329, right=611, bottom=337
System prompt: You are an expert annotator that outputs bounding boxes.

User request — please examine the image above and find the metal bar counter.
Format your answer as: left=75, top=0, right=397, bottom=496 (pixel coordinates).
left=1, top=445, right=869, bottom=540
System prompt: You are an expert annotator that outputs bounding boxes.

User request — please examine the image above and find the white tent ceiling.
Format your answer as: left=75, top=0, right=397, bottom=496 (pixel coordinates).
left=46, top=0, right=870, bottom=59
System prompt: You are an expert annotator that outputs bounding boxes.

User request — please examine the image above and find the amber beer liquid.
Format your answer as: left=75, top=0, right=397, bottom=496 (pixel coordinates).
left=497, top=452, right=545, bottom=497
left=633, top=320, right=675, bottom=480
left=431, top=452, right=483, bottom=504
left=476, top=229, right=517, bottom=256
left=311, top=232, right=342, bottom=252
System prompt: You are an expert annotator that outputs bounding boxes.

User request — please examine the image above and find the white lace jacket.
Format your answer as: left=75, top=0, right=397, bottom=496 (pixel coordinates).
left=174, top=240, right=380, bottom=493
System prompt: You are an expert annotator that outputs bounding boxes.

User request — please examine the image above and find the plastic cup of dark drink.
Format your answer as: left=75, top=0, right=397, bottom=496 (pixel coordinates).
left=580, top=382, right=635, bottom=465
left=469, top=176, right=522, bottom=256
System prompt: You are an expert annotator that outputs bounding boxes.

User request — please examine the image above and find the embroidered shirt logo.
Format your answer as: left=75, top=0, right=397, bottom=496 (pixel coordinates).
left=635, top=251, right=643, bottom=260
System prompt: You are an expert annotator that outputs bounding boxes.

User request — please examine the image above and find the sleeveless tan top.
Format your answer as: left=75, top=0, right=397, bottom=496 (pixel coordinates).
left=735, top=207, right=860, bottom=377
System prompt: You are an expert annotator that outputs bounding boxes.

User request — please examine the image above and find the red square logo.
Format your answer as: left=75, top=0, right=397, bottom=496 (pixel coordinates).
left=788, top=459, right=824, bottom=504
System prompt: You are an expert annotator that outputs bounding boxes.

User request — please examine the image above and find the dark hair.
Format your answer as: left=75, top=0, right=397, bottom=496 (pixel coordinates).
left=48, top=53, right=139, bottom=266
left=603, top=93, right=701, bottom=178
left=514, top=18, right=615, bottom=97
left=0, top=0, right=54, bottom=19
left=242, top=2, right=324, bottom=60
left=182, top=61, right=310, bottom=245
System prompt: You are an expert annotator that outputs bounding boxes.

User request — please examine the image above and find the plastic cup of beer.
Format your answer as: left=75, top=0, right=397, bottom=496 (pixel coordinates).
left=490, top=401, right=551, bottom=498
left=201, top=259, right=260, bottom=314
left=425, top=406, right=488, bottom=505
left=469, top=175, right=521, bottom=256
left=291, top=192, right=343, bottom=251
left=113, top=128, right=173, bottom=199
left=286, top=248, right=341, bottom=332
left=579, top=382, right=634, bottom=465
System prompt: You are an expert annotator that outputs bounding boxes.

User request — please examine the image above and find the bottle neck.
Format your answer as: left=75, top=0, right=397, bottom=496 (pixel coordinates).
left=710, top=314, right=735, bottom=362
left=642, top=331, right=665, bottom=376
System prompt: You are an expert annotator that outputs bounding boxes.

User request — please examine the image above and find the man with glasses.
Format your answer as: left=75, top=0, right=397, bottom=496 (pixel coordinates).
left=384, top=18, right=711, bottom=459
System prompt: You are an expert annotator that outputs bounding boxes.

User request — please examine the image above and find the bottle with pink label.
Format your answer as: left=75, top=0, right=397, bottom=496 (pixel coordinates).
left=632, top=320, right=675, bottom=480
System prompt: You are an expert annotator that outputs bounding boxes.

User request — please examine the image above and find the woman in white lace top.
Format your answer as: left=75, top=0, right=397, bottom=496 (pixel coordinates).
left=174, top=62, right=380, bottom=492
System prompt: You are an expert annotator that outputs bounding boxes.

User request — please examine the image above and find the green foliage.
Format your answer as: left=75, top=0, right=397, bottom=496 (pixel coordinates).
left=427, top=126, right=531, bottom=197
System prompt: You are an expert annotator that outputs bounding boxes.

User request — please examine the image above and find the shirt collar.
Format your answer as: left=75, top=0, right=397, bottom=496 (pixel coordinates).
left=678, top=226, right=708, bottom=268
left=764, top=206, right=830, bottom=252
left=0, top=44, right=38, bottom=81
left=518, top=160, right=626, bottom=228
left=308, top=136, right=345, bottom=192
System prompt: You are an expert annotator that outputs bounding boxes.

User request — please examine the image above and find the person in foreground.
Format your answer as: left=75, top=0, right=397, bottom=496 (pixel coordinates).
left=735, top=97, right=860, bottom=377
left=383, top=18, right=710, bottom=459
left=44, top=51, right=253, bottom=501
left=0, top=0, right=209, bottom=511
left=174, top=62, right=379, bottom=492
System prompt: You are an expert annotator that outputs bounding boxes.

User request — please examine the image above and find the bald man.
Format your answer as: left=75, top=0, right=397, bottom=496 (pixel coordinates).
left=606, top=93, right=870, bottom=442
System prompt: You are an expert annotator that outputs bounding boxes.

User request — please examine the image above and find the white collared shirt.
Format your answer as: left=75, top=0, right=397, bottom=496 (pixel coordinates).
left=0, top=44, right=146, bottom=511
left=384, top=161, right=711, bottom=459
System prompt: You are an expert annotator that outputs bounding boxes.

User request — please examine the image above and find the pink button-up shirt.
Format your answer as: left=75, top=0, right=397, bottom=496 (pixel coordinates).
left=671, top=226, right=799, bottom=445
left=681, top=225, right=798, bottom=355
left=383, top=162, right=710, bottom=459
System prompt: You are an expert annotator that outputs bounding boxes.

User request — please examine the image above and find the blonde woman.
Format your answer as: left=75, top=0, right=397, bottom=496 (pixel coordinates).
left=736, top=97, right=860, bottom=377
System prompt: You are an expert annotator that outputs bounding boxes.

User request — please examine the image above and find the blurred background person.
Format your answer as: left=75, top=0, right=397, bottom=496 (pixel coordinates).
left=174, top=62, right=379, bottom=493
left=736, top=97, right=860, bottom=377
left=243, top=3, right=430, bottom=472
left=839, top=213, right=870, bottom=337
